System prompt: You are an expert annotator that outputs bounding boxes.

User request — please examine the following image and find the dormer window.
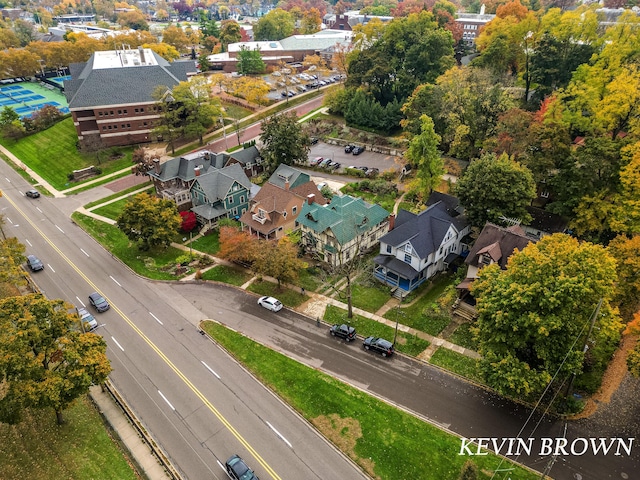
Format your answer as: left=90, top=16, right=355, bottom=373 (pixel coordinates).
left=283, top=210, right=287, bottom=218
left=292, top=206, right=297, bottom=215
left=404, top=244, right=412, bottom=253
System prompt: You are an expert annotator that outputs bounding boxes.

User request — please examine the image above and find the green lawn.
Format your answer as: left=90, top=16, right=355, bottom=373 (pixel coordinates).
left=188, top=231, right=221, bottom=255
left=91, top=197, right=130, bottom=220
left=429, top=348, right=484, bottom=383
left=0, top=396, right=138, bottom=480
left=449, top=323, right=479, bottom=351
left=201, top=265, right=252, bottom=286
left=247, top=279, right=308, bottom=308
left=350, top=281, right=390, bottom=313
left=84, top=183, right=152, bottom=209
left=298, top=266, right=323, bottom=292
left=201, top=321, right=538, bottom=480
left=324, top=304, right=429, bottom=356
left=0, top=118, right=133, bottom=190
left=71, top=213, right=188, bottom=280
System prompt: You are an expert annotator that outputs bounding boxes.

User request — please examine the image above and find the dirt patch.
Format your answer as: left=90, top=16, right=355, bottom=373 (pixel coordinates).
left=312, top=414, right=377, bottom=478
left=572, top=334, right=637, bottom=419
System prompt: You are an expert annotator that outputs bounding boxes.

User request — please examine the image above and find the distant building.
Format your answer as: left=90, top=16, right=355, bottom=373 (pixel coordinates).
left=64, top=46, right=197, bottom=148
left=322, top=11, right=394, bottom=31
left=455, top=5, right=495, bottom=45
left=207, top=30, right=352, bottom=72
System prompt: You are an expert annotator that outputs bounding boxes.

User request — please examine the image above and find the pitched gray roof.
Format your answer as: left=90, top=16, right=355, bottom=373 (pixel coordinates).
left=380, top=202, right=468, bottom=259
left=149, top=151, right=224, bottom=182
left=193, top=163, right=251, bottom=203
left=64, top=51, right=195, bottom=108
left=227, top=145, right=261, bottom=166
left=268, top=164, right=310, bottom=189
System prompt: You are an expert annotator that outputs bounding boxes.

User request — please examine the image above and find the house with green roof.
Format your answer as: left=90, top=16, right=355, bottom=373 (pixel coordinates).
left=297, top=194, right=390, bottom=266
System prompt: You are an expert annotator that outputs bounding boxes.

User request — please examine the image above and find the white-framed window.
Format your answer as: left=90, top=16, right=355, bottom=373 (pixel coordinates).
left=404, top=244, right=412, bottom=253
left=404, top=253, right=411, bottom=263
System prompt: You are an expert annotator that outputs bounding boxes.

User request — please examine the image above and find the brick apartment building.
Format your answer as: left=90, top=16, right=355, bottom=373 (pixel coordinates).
left=64, top=46, right=197, bottom=148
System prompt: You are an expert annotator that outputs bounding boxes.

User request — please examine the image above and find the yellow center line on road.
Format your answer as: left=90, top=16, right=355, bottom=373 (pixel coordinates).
left=3, top=192, right=281, bottom=480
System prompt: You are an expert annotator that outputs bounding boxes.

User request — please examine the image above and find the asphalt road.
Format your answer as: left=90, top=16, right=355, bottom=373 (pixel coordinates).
left=0, top=164, right=367, bottom=480
left=169, top=283, right=640, bottom=480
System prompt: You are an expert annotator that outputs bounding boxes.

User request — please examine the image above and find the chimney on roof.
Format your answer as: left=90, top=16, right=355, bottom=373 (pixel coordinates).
left=307, top=193, right=315, bottom=205
left=153, top=158, right=161, bottom=174
left=194, top=165, right=202, bottom=176
left=138, top=46, right=146, bottom=65
left=388, top=214, right=395, bottom=231
left=284, top=179, right=290, bottom=191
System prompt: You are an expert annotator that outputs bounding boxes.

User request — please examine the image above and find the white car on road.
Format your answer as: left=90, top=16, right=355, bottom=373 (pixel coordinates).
left=257, top=296, right=283, bottom=312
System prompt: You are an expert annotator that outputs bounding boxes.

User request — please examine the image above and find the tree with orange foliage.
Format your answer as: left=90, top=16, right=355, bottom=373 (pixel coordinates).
left=218, top=225, right=260, bottom=266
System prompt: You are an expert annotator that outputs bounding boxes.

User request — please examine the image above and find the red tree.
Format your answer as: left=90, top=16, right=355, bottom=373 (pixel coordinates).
left=180, top=211, right=197, bottom=232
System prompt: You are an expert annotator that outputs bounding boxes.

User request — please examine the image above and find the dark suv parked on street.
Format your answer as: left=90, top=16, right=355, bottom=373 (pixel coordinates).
left=330, top=324, right=356, bottom=341
left=363, top=336, right=394, bottom=357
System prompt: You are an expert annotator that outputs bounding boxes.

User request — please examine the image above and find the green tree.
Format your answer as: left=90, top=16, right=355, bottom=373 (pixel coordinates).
left=259, top=112, right=311, bottom=172
left=116, top=193, right=181, bottom=251
left=0, top=106, right=19, bottom=128
left=0, top=294, right=111, bottom=425
left=472, top=234, right=623, bottom=399
left=607, top=235, right=640, bottom=321
left=219, top=20, right=242, bottom=51
left=162, top=25, right=190, bottom=52
left=253, top=8, right=295, bottom=41
left=455, top=153, right=536, bottom=227
left=405, top=114, right=444, bottom=197
left=236, top=45, right=265, bottom=74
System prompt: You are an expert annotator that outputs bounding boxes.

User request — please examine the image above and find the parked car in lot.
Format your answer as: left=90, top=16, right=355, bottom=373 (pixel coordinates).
left=344, top=145, right=355, bottom=153
left=356, top=166, right=369, bottom=173
left=257, top=296, right=283, bottom=312
left=310, top=136, right=319, bottom=144
left=352, top=146, right=365, bottom=155
left=26, top=254, right=44, bottom=271
left=367, top=167, right=380, bottom=176
left=330, top=324, right=356, bottom=341
left=329, top=161, right=341, bottom=170
left=319, top=158, right=332, bottom=168
left=25, top=189, right=40, bottom=198
left=88, top=292, right=110, bottom=312
left=363, top=336, right=394, bottom=357
left=225, top=454, right=259, bottom=480
left=310, top=156, right=324, bottom=166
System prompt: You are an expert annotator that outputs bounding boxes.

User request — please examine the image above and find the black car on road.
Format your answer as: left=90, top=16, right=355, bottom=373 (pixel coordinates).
left=25, top=189, right=40, bottom=198
left=88, top=292, right=110, bottom=312
left=344, top=145, right=355, bottom=153
left=363, top=336, right=394, bottom=357
left=26, top=254, right=44, bottom=271
left=330, top=324, right=356, bottom=341
left=225, top=454, right=259, bottom=480
left=352, top=146, right=365, bottom=155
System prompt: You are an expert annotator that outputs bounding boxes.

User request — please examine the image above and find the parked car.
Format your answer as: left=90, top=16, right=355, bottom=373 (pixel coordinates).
left=319, top=158, right=332, bottom=168
left=357, top=166, right=369, bottom=173
left=310, top=136, right=319, bottom=144
left=310, top=156, right=324, bottom=166
left=296, top=85, right=307, bottom=93
left=25, top=189, right=40, bottom=198
left=330, top=324, right=356, bottom=341
left=363, top=336, right=394, bottom=357
left=257, top=296, right=283, bottom=312
left=329, top=161, right=341, bottom=170
left=367, top=167, right=380, bottom=176
left=225, top=454, right=259, bottom=480
left=88, top=292, right=110, bottom=313
left=77, top=307, right=98, bottom=331
left=316, top=182, right=328, bottom=190
left=318, top=80, right=327, bottom=86
left=288, top=90, right=297, bottom=97
left=26, top=254, right=44, bottom=271
left=352, top=146, right=365, bottom=155
left=344, top=145, right=355, bottom=153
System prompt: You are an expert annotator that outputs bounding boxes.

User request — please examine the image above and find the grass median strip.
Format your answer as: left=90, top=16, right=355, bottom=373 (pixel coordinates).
left=201, top=321, right=539, bottom=480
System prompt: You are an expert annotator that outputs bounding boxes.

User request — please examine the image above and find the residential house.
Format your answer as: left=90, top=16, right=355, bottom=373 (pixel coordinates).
left=374, top=201, right=470, bottom=296
left=240, top=164, right=327, bottom=240
left=454, top=223, right=533, bottom=319
left=148, top=150, right=227, bottom=212
left=297, top=194, right=390, bottom=266
left=64, top=46, right=197, bottom=148
left=522, top=206, right=569, bottom=240
left=190, top=163, right=252, bottom=227
left=224, top=145, right=264, bottom=178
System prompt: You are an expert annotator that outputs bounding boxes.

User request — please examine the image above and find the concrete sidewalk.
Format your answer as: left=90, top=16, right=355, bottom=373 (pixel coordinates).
left=90, top=384, right=173, bottom=480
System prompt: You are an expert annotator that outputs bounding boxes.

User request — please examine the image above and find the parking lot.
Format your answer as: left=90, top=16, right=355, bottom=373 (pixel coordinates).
left=307, top=141, right=404, bottom=175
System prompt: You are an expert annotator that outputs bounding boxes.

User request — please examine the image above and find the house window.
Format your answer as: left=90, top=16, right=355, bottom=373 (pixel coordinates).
left=117, top=109, right=122, bottom=115
left=404, top=244, right=412, bottom=253
left=404, top=253, right=411, bottom=263
left=541, top=191, right=550, bottom=198
left=386, top=245, right=391, bottom=253
left=143, top=122, right=148, bottom=126
left=134, top=108, right=139, bottom=113
left=102, top=126, right=106, bottom=130
left=110, top=110, right=114, bottom=115
left=98, top=111, right=103, bottom=117
left=283, top=211, right=287, bottom=218
left=140, top=107, right=145, bottom=112
left=240, top=196, right=245, bottom=203
left=292, top=206, right=297, bottom=215
left=229, top=196, right=234, bottom=204
left=123, top=109, right=128, bottom=114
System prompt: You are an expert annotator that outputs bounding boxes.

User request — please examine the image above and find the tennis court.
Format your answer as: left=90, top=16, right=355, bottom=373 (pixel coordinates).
left=0, top=80, right=70, bottom=118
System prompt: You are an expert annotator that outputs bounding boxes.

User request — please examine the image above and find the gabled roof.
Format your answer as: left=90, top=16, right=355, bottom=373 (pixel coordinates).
left=64, top=50, right=195, bottom=108
left=291, top=182, right=328, bottom=206
left=192, top=163, right=252, bottom=202
left=268, top=164, right=311, bottom=190
left=525, top=206, right=569, bottom=234
left=239, top=183, right=302, bottom=234
left=297, top=194, right=389, bottom=246
left=380, top=202, right=468, bottom=259
left=149, top=151, right=225, bottom=182
left=227, top=145, right=261, bottom=166
left=425, top=191, right=463, bottom=217
left=465, top=223, right=533, bottom=269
